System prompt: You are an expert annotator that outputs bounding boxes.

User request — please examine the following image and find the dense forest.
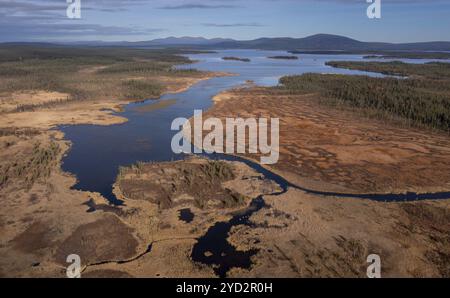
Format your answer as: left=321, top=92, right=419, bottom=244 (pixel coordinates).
left=326, top=61, right=450, bottom=80
left=278, top=62, right=450, bottom=131
left=289, top=50, right=450, bottom=60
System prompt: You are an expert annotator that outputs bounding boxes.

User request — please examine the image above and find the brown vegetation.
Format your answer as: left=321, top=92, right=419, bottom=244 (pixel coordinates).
left=116, top=158, right=248, bottom=210
left=54, top=215, right=139, bottom=266
left=205, top=87, right=450, bottom=194
left=0, top=140, right=60, bottom=188
left=227, top=188, right=450, bottom=277
left=0, top=46, right=224, bottom=278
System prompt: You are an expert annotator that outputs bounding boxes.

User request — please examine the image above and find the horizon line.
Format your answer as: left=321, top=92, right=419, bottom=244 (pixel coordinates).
left=2, top=33, right=450, bottom=45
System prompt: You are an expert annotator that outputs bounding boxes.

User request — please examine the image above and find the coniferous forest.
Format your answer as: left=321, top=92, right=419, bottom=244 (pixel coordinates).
left=279, top=61, right=450, bottom=132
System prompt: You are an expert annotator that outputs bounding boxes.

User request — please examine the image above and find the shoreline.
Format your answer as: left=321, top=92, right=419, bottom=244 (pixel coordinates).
left=0, top=70, right=231, bottom=208
left=0, top=71, right=230, bottom=130
left=56, top=71, right=231, bottom=204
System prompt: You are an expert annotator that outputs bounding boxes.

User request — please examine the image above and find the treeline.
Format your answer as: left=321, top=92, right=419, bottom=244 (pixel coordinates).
left=289, top=50, right=450, bottom=60
left=363, top=53, right=450, bottom=59
left=326, top=61, right=450, bottom=80
left=0, top=45, right=194, bottom=64
left=98, top=61, right=201, bottom=76
left=278, top=71, right=450, bottom=131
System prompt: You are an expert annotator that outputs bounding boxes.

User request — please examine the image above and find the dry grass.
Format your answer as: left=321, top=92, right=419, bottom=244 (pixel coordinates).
left=0, top=141, right=60, bottom=188
left=117, top=159, right=246, bottom=210
left=400, top=202, right=450, bottom=277
left=0, top=127, right=41, bottom=137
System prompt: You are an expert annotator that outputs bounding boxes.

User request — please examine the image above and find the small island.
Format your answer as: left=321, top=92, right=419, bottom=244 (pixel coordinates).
left=268, top=55, right=299, bottom=60
left=222, top=56, right=251, bottom=62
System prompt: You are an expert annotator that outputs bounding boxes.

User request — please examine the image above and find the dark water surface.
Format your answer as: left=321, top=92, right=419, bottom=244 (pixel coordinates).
left=60, top=50, right=450, bottom=203
left=60, top=50, right=393, bottom=203
left=179, top=208, right=195, bottom=223
left=59, top=50, right=450, bottom=277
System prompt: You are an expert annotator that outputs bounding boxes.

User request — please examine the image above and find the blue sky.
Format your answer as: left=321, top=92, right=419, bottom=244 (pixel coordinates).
left=0, top=0, right=449, bottom=42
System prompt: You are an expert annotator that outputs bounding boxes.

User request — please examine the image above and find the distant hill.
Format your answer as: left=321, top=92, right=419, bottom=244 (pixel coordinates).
left=0, top=42, right=64, bottom=47
left=121, top=34, right=450, bottom=51
left=112, top=37, right=235, bottom=47
left=207, top=34, right=450, bottom=51
left=144, top=36, right=234, bottom=46
left=2, top=34, right=450, bottom=51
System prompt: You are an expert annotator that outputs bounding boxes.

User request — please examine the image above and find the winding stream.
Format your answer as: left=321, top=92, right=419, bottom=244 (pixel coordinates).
left=59, top=50, right=450, bottom=277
